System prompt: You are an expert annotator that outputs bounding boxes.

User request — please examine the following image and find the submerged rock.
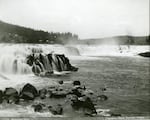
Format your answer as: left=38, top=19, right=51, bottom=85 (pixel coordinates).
left=73, top=81, right=81, bottom=86
left=39, top=88, right=47, bottom=99
left=48, top=104, right=63, bottom=115
left=58, top=80, right=64, bottom=85
left=49, top=87, right=68, bottom=98
left=32, top=103, right=46, bottom=112
left=97, top=95, right=108, bottom=101
left=96, top=109, right=111, bottom=117
left=20, top=83, right=38, bottom=100
left=111, top=113, right=122, bottom=117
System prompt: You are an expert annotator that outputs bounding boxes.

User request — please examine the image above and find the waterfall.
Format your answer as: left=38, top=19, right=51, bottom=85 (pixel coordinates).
left=76, top=45, right=149, bottom=56
left=0, top=45, right=32, bottom=74
left=0, top=44, right=149, bottom=75
left=0, top=44, right=79, bottom=75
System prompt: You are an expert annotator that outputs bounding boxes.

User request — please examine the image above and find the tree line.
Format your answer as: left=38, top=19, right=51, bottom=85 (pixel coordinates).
left=0, top=20, right=79, bottom=44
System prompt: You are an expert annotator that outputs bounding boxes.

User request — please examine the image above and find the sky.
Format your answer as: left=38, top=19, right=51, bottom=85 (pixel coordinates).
left=0, top=0, right=149, bottom=39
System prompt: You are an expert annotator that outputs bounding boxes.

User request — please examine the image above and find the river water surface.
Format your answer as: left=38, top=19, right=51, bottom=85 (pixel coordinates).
left=0, top=44, right=149, bottom=117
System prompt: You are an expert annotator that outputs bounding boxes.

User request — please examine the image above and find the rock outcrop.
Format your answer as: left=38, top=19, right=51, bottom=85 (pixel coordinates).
left=26, top=53, right=78, bottom=75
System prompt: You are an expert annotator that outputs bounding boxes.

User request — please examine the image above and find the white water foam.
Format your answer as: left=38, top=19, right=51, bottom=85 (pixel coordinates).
left=0, top=44, right=149, bottom=75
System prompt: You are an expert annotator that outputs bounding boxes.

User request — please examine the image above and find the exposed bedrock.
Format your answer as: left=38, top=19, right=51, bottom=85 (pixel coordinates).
left=26, top=53, right=78, bottom=75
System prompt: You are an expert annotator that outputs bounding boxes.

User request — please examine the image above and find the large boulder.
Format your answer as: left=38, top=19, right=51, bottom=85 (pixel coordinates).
left=48, top=104, right=63, bottom=115
left=4, top=87, right=18, bottom=97
left=3, top=87, right=19, bottom=104
left=20, top=83, right=38, bottom=100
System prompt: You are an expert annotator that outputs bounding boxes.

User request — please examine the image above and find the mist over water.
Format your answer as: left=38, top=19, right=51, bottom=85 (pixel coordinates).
left=0, top=44, right=149, bottom=75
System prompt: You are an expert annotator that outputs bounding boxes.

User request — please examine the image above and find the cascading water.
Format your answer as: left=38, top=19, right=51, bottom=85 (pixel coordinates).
left=0, top=44, right=149, bottom=75
left=0, top=44, right=80, bottom=75
left=0, top=44, right=32, bottom=74
left=76, top=45, right=149, bottom=56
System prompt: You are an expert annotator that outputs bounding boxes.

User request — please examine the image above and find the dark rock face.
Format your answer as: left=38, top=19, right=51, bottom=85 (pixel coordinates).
left=138, top=52, right=150, bottom=57
left=97, top=95, right=108, bottom=101
left=20, top=83, right=38, bottom=100
left=48, top=104, right=63, bottom=115
left=0, top=90, right=3, bottom=103
left=26, top=53, right=78, bottom=75
left=3, top=87, right=19, bottom=104
left=26, top=54, right=35, bottom=66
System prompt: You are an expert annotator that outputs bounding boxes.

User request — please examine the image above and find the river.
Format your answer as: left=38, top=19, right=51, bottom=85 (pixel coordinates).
left=0, top=44, right=149, bottom=117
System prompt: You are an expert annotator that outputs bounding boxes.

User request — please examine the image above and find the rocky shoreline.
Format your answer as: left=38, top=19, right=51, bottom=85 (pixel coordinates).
left=0, top=80, right=121, bottom=117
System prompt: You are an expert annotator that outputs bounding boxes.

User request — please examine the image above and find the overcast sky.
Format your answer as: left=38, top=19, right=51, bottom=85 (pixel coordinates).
left=0, top=0, right=149, bottom=39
